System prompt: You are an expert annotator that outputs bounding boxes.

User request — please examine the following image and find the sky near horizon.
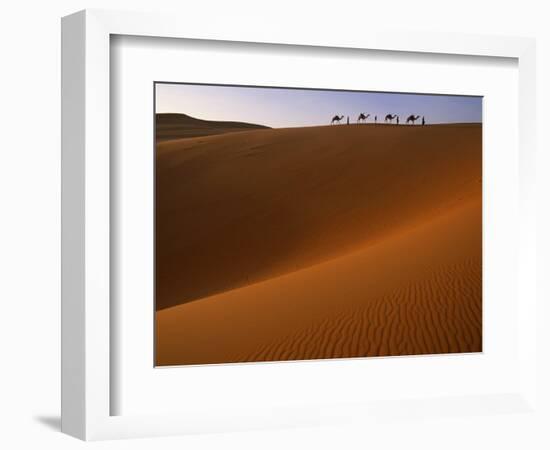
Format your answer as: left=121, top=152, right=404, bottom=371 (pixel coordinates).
left=156, top=83, right=482, bottom=128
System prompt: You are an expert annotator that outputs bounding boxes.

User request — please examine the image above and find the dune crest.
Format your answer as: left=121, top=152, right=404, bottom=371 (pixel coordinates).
left=155, top=123, right=482, bottom=365
left=155, top=112, right=270, bottom=141
left=156, top=123, right=482, bottom=310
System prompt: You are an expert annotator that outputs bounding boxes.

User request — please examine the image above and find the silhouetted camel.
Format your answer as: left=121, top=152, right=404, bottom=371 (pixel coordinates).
left=357, top=113, right=370, bottom=123
left=407, top=115, right=420, bottom=124
left=331, top=115, right=344, bottom=125
left=385, top=114, right=397, bottom=123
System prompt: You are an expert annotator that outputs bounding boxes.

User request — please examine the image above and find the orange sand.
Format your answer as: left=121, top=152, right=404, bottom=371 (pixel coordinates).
left=155, top=123, right=482, bottom=365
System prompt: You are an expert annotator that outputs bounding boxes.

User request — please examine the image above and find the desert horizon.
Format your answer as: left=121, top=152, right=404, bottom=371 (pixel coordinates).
left=154, top=84, right=482, bottom=366
left=156, top=111, right=482, bottom=141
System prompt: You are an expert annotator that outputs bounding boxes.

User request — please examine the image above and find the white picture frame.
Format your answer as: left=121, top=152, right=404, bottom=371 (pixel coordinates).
left=61, top=9, right=537, bottom=441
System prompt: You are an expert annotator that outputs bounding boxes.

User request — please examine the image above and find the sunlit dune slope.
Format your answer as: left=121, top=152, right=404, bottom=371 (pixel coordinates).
left=156, top=196, right=482, bottom=366
left=156, top=123, right=482, bottom=311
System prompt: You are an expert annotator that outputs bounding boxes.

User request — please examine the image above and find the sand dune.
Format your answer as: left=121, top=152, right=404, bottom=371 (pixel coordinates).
left=155, top=122, right=482, bottom=366
left=155, top=113, right=270, bottom=141
left=156, top=196, right=481, bottom=366
left=156, top=123, right=482, bottom=310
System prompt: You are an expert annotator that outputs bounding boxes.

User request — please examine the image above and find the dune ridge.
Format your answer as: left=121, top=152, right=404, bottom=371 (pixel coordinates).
left=156, top=123, right=481, bottom=310
left=155, top=122, right=482, bottom=366
left=155, top=112, right=270, bottom=141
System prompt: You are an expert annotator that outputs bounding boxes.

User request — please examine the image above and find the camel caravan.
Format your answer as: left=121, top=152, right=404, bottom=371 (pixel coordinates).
left=331, top=113, right=426, bottom=126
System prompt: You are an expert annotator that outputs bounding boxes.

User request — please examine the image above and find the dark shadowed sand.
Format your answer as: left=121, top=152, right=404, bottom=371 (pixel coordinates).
left=155, top=123, right=482, bottom=366
left=156, top=113, right=270, bottom=141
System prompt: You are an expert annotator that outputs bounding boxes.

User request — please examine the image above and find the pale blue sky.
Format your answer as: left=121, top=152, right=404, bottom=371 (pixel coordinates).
left=155, top=83, right=482, bottom=128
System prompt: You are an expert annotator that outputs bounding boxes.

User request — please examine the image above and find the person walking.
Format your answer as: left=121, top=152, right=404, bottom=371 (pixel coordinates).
left=422, top=116, right=426, bottom=126
left=347, top=116, right=350, bottom=125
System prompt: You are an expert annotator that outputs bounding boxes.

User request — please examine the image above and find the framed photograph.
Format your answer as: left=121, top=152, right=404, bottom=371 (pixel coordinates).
left=61, top=9, right=538, bottom=441
left=153, top=82, right=483, bottom=367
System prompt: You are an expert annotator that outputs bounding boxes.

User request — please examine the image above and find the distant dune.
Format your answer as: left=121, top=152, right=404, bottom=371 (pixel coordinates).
left=155, top=123, right=482, bottom=365
left=155, top=113, right=270, bottom=141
